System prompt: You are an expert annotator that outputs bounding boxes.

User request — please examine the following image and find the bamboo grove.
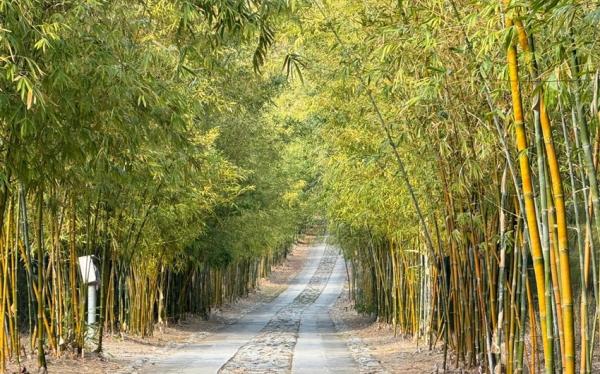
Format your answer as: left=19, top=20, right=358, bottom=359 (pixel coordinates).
left=3, top=0, right=600, bottom=373
left=272, top=0, right=600, bottom=372
left=0, top=1, right=317, bottom=372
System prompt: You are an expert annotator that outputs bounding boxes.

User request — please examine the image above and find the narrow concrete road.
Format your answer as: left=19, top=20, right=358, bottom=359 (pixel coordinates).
left=144, top=239, right=358, bottom=373
left=292, top=256, right=357, bottom=373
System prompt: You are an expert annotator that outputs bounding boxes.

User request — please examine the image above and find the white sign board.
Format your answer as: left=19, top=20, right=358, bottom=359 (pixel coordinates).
left=78, top=256, right=98, bottom=284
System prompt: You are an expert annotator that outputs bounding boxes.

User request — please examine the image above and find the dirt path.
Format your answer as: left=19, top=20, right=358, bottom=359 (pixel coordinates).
left=330, top=289, right=447, bottom=374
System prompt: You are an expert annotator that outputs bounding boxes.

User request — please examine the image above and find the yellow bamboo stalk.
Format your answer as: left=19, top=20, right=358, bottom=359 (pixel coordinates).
left=514, top=21, right=575, bottom=374
left=540, top=99, right=575, bottom=373
left=501, top=1, right=552, bottom=368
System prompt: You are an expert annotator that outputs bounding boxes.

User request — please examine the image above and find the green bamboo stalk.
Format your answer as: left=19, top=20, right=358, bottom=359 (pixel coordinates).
left=36, top=191, right=47, bottom=372
left=96, top=205, right=109, bottom=352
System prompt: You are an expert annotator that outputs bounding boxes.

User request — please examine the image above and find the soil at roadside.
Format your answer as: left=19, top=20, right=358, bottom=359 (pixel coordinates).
left=329, top=284, right=475, bottom=374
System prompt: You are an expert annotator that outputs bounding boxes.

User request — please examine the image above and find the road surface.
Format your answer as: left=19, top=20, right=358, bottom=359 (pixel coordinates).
left=144, top=239, right=359, bottom=373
